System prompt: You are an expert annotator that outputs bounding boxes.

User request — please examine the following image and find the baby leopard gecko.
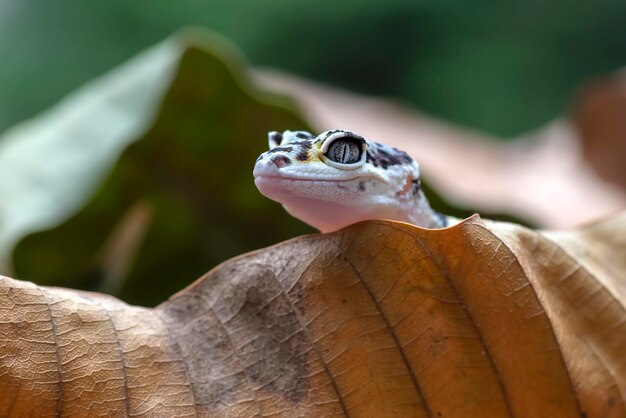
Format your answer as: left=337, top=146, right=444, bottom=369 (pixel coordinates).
left=253, top=129, right=452, bottom=232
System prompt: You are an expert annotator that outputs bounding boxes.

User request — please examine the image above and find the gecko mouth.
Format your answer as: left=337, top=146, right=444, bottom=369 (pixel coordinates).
left=253, top=161, right=365, bottom=183
left=254, top=175, right=358, bottom=194
left=254, top=174, right=359, bottom=183
left=254, top=175, right=365, bottom=202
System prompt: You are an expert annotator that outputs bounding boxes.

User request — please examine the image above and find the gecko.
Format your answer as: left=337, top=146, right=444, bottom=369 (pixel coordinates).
left=253, top=129, right=453, bottom=233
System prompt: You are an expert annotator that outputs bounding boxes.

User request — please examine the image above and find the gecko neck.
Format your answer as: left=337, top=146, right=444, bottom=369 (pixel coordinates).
left=404, top=190, right=447, bottom=229
left=280, top=189, right=447, bottom=232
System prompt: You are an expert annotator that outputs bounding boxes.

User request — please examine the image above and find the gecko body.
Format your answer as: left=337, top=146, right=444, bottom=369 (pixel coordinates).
left=253, top=129, right=450, bottom=232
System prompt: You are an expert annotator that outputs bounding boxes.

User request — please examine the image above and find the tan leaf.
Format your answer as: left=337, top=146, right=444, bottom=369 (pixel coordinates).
left=1, top=214, right=624, bottom=417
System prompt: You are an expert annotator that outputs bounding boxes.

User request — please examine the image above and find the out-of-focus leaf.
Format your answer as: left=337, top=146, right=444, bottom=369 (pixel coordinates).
left=573, top=71, right=626, bottom=190
left=256, top=70, right=626, bottom=228
left=7, top=31, right=312, bottom=305
left=0, top=38, right=181, bottom=269
left=1, top=214, right=624, bottom=417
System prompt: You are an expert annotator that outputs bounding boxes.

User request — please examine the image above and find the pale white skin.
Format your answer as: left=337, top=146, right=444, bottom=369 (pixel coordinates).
left=253, top=129, right=448, bottom=232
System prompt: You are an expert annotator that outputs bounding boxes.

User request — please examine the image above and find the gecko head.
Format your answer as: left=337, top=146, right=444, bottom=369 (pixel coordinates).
left=253, top=129, right=423, bottom=232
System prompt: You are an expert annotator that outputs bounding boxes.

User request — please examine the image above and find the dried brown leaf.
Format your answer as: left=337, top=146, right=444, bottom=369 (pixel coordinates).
left=1, top=214, right=625, bottom=417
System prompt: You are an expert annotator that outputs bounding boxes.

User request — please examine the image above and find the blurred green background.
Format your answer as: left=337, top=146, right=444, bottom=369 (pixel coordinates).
left=0, top=1, right=624, bottom=306
left=1, top=0, right=624, bottom=138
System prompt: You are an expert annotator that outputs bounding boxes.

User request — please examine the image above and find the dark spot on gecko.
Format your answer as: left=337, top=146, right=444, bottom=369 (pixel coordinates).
left=366, top=150, right=379, bottom=167
left=412, top=178, right=421, bottom=193
left=266, top=146, right=293, bottom=154
left=271, top=155, right=292, bottom=168
left=296, top=140, right=313, bottom=161
left=393, top=147, right=414, bottom=163
left=366, top=144, right=411, bottom=169
left=295, top=132, right=314, bottom=139
left=358, top=181, right=366, bottom=192
left=269, top=131, right=283, bottom=146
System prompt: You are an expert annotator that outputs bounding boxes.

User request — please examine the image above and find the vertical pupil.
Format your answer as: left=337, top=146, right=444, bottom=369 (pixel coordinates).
left=332, top=141, right=357, bottom=163
left=328, top=139, right=361, bottom=164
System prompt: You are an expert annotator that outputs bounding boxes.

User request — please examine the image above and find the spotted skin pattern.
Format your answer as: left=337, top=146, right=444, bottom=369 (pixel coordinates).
left=254, top=129, right=450, bottom=232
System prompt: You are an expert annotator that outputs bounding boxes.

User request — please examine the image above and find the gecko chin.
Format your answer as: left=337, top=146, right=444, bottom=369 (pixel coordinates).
left=254, top=175, right=401, bottom=232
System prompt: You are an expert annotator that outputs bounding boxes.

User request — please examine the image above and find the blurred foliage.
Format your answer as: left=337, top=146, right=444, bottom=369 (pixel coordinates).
left=0, top=0, right=625, bottom=138
left=10, top=33, right=313, bottom=306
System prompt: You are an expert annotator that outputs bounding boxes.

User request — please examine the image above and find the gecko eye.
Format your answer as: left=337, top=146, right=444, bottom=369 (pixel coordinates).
left=325, top=137, right=363, bottom=165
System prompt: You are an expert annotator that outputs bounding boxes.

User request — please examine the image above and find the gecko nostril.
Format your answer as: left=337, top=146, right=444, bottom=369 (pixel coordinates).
left=270, top=155, right=292, bottom=168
